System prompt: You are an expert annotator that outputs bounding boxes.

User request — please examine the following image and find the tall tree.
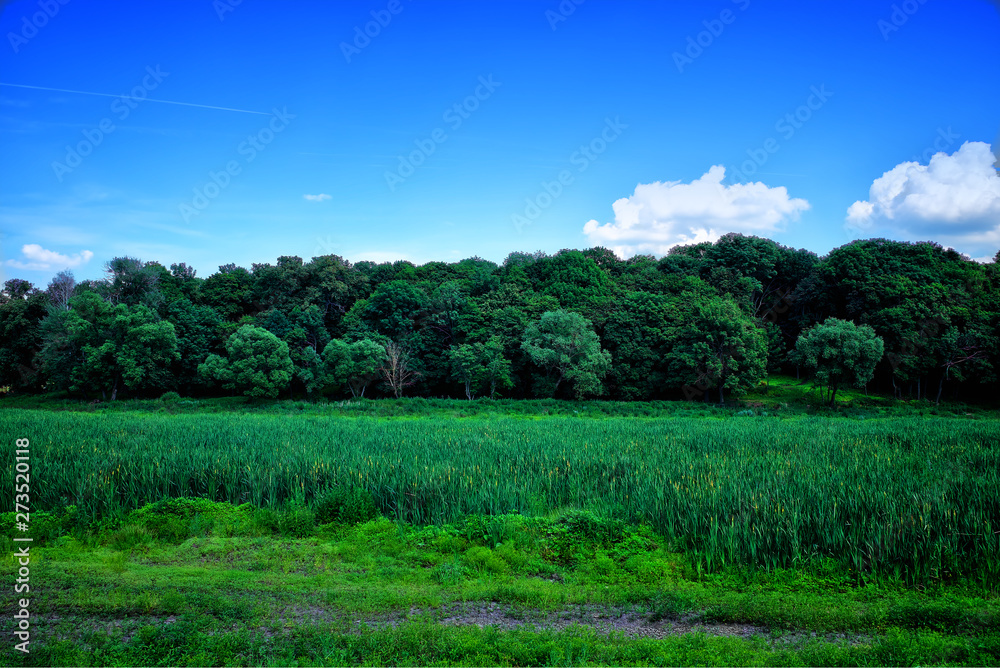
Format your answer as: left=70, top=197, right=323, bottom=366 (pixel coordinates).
left=322, top=338, right=386, bottom=398
left=100, top=256, right=163, bottom=308
left=792, top=318, right=884, bottom=406
left=665, top=294, right=767, bottom=404
left=165, top=299, right=223, bottom=394
left=521, top=310, right=611, bottom=399
left=602, top=291, right=675, bottom=400
left=0, top=279, right=50, bottom=391
left=199, top=325, right=293, bottom=399
left=52, top=293, right=179, bottom=399
left=46, top=271, right=76, bottom=310
left=379, top=341, right=420, bottom=398
left=447, top=336, right=513, bottom=400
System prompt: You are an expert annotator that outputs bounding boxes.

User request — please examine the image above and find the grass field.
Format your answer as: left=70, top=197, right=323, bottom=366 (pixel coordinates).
left=2, top=393, right=999, bottom=665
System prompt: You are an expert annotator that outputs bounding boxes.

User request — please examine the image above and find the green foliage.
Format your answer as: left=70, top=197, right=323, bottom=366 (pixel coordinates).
left=165, top=298, right=222, bottom=392
left=522, top=310, right=612, bottom=399
left=666, top=293, right=767, bottom=403
left=0, top=278, right=50, bottom=391
left=7, top=235, right=1000, bottom=401
left=793, top=318, right=884, bottom=405
left=159, top=391, right=180, bottom=404
left=278, top=500, right=316, bottom=537
left=41, top=292, right=180, bottom=399
left=126, top=497, right=251, bottom=542
left=322, top=338, right=386, bottom=397
left=540, top=510, right=628, bottom=565
left=602, top=291, right=674, bottom=400
left=315, top=486, right=378, bottom=525
left=447, top=336, right=513, bottom=400
left=4, top=409, right=998, bottom=587
left=199, top=324, right=294, bottom=398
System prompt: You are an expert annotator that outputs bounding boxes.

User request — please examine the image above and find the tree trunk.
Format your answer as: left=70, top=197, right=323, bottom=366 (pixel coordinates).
left=828, top=384, right=837, bottom=407
left=718, top=383, right=724, bottom=405
left=936, top=374, right=944, bottom=405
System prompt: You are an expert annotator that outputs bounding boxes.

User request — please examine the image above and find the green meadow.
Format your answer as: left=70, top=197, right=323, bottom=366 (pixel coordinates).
left=2, top=399, right=999, bottom=665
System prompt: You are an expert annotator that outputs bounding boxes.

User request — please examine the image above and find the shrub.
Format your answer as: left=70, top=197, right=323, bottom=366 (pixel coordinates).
left=160, top=391, right=181, bottom=405
left=315, top=486, right=378, bottom=525
left=278, top=501, right=315, bottom=538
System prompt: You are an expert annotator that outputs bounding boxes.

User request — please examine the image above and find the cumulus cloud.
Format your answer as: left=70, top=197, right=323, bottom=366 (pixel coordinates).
left=4, top=244, right=94, bottom=271
left=304, top=193, right=331, bottom=202
left=581, top=165, right=810, bottom=257
left=845, top=141, right=1000, bottom=257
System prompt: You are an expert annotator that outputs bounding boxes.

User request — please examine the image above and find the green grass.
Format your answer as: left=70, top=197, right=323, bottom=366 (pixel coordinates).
left=3, top=406, right=999, bottom=587
left=3, top=374, right=997, bottom=419
left=3, top=505, right=999, bottom=666
left=3, top=391, right=999, bottom=665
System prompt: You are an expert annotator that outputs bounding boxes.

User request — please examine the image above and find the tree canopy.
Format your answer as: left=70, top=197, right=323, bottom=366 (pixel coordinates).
left=2, top=236, right=997, bottom=404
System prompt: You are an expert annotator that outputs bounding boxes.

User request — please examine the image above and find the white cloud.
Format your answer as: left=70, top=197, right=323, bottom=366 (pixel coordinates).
left=582, top=165, right=810, bottom=257
left=5, top=244, right=94, bottom=271
left=304, top=193, right=331, bottom=202
left=845, top=141, right=1000, bottom=257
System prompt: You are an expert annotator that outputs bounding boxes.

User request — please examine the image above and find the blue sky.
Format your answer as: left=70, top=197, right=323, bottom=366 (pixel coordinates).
left=2, top=0, right=999, bottom=285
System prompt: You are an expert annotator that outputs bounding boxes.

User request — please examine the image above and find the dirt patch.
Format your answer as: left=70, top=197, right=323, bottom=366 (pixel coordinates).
left=421, top=602, right=767, bottom=640
left=274, top=602, right=872, bottom=645
left=10, top=604, right=874, bottom=647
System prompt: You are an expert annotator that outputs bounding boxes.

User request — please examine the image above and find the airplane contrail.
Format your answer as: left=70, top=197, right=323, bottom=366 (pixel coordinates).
left=0, top=82, right=271, bottom=115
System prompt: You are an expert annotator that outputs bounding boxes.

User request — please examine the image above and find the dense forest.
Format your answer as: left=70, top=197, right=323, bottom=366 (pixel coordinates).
left=1, top=234, right=998, bottom=404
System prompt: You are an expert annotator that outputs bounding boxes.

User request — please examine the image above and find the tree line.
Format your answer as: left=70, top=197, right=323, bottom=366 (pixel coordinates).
left=1, top=235, right=997, bottom=405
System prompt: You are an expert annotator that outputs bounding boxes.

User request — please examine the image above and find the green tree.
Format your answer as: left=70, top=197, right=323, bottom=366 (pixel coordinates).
left=165, top=299, right=222, bottom=393
left=99, top=256, right=163, bottom=309
left=666, top=294, right=767, bottom=404
left=448, top=344, right=481, bottom=400
left=0, top=279, right=50, bottom=391
left=602, top=291, right=675, bottom=400
left=53, top=293, right=179, bottom=399
left=199, top=325, right=293, bottom=399
left=521, top=310, right=611, bottom=399
left=480, top=336, right=514, bottom=399
left=793, top=318, right=884, bottom=406
left=322, top=338, right=386, bottom=397
left=447, top=336, right=513, bottom=400
left=198, top=264, right=254, bottom=322
left=87, top=304, right=179, bottom=400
